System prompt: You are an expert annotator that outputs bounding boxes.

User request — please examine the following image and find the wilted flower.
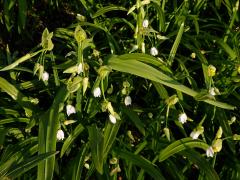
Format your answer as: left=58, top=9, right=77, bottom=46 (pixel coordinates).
left=208, top=65, right=216, bottom=77
left=42, top=71, right=49, bottom=81
left=66, top=105, right=76, bottom=116
left=178, top=113, right=187, bottom=124
left=124, top=96, right=132, bottom=106
left=93, top=87, right=101, bottom=97
left=109, top=114, right=116, bottom=124
left=206, top=146, right=214, bottom=157
left=150, top=47, right=158, bottom=56
left=57, top=129, right=64, bottom=141
left=142, top=19, right=149, bottom=28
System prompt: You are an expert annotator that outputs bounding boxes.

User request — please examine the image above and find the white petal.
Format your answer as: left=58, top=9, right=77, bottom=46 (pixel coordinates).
left=42, top=71, right=49, bottom=81
left=206, top=146, right=214, bottom=157
left=190, top=131, right=200, bottom=139
left=57, top=129, right=64, bottom=140
left=178, top=113, right=187, bottom=124
left=142, top=19, right=149, bottom=28
left=150, top=47, right=158, bottom=56
left=66, top=105, right=76, bottom=116
left=77, top=63, right=83, bottom=74
left=93, top=87, right=101, bottom=97
left=109, top=114, right=116, bottom=124
left=124, top=96, right=132, bottom=106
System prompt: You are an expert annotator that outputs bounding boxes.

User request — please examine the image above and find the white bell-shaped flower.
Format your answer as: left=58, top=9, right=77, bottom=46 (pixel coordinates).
left=150, top=47, right=158, bottom=56
left=178, top=113, right=187, bottom=124
left=124, top=96, right=132, bottom=106
left=206, top=146, right=214, bottom=157
left=57, top=129, right=64, bottom=141
left=66, top=105, right=76, bottom=116
left=109, top=114, right=116, bottom=124
left=142, top=19, right=149, bottom=28
left=93, top=87, right=101, bottom=97
left=42, top=71, right=49, bottom=81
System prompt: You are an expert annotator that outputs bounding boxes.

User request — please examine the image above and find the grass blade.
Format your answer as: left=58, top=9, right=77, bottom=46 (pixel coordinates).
left=159, top=137, right=209, bottom=162
left=60, top=123, right=85, bottom=157
left=115, top=149, right=166, bottom=180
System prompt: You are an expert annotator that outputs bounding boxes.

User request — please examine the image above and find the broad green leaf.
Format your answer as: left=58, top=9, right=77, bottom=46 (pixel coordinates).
left=122, top=107, right=145, bottom=135
left=107, top=54, right=235, bottom=110
left=88, top=125, right=104, bottom=174
left=6, top=152, right=58, bottom=179
left=60, top=123, right=85, bottom=157
left=93, top=6, right=127, bottom=18
left=38, top=86, right=69, bottom=180
left=115, top=149, right=165, bottom=180
left=159, top=138, right=209, bottom=162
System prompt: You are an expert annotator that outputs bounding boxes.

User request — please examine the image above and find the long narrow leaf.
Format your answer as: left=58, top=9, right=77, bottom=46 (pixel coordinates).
left=159, top=138, right=209, bottom=162
left=116, top=149, right=165, bottom=180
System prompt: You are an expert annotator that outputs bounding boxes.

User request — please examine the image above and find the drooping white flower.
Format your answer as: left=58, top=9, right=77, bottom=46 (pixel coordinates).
left=178, top=113, right=187, bottom=124
left=109, top=114, right=116, bottom=124
left=142, top=19, right=149, bottom=28
left=66, top=104, right=76, bottom=116
left=124, top=96, right=132, bottom=106
left=42, top=71, right=49, bottom=81
left=77, top=63, right=83, bottom=74
left=150, top=47, right=158, bottom=56
left=206, top=146, right=214, bottom=157
left=93, top=87, right=101, bottom=97
left=190, top=130, right=201, bottom=139
left=190, top=126, right=204, bottom=139
left=57, top=129, right=64, bottom=141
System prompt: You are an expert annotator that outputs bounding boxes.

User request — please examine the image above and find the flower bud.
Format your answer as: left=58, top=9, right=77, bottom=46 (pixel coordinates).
left=208, top=65, right=216, bottom=77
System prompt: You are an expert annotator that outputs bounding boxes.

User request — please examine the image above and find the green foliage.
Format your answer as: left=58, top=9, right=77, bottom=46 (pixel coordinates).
left=0, top=0, right=240, bottom=179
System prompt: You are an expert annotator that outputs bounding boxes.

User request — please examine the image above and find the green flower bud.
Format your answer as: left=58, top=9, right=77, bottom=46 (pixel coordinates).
left=212, top=139, right=222, bottom=152
left=165, top=95, right=179, bottom=106
left=74, top=25, right=87, bottom=43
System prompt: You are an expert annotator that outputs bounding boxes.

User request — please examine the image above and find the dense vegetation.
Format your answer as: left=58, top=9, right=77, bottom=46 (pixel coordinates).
left=0, top=0, right=240, bottom=179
